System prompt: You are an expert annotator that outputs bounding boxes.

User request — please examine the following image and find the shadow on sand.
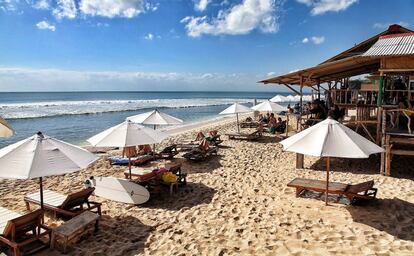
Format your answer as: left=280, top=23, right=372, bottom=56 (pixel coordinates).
left=347, top=197, right=414, bottom=241
left=142, top=182, right=216, bottom=211
left=51, top=215, right=154, bottom=256
left=308, top=155, right=414, bottom=180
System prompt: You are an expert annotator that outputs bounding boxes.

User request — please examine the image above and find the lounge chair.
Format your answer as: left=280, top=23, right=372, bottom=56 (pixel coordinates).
left=0, top=208, right=50, bottom=256
left=108, top=155, right=155, bottom=166
left=240, top=121, right=259, bottom=128
left=124, top=164, right=187, bottom=186
left=156, top=145, right=179, bottom=159
left=183, top=140, right=218, bottom=162
left=287, top=178, right=378, bottom=204
left=206, top=131, right=223, bottom=146
left=226, top=130, right=262, bottom=141
left=24, top=188, right=102, bottom=218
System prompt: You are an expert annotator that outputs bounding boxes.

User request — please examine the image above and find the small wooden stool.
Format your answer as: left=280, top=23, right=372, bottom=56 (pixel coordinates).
left=50, top=211, right=99, bottom=253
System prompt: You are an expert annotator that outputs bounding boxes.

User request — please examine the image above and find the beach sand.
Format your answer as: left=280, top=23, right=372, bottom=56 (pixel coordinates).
left=1, top=118, right=414, bottom=255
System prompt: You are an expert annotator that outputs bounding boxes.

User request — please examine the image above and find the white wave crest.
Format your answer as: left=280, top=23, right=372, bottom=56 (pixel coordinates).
left=0, top=98, right=254, bottom=119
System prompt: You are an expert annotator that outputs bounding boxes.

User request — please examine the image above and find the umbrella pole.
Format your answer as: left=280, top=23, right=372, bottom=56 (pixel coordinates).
left=128, top=156, right=132, bottom=180
left=153, top=125, right=156, bottom=152
left=39, top=177, right=44, bottom=209
left=237, top=113, right=240, bottom=133
left=325, top=157, right=330, bottom=206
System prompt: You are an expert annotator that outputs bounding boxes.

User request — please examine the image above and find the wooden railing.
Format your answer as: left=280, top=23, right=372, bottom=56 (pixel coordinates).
left=331, top=89, right=378, bottom=106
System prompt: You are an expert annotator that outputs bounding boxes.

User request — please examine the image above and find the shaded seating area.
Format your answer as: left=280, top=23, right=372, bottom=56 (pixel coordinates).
left=24, top=188, right=102, bottom=218
left=0, top=208, right=50, bottom=256
left=287, top=178, right=378, bottom=204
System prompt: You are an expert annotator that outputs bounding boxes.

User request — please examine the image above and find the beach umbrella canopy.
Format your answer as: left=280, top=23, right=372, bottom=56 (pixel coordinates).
left=0, top=132, right=99, bottom=208
left=0, top=117, right=14, bottom=138
left=127, top=109, right=183, bottom=127
left=219, top=103, right=253, bottom=133
left=87, top=120, right=168, bottom=178
left=251, top=100, right=285, bottom=112
left=87, top=120, right=168, bottom=148
left=279, top=118, right=384, bottom=205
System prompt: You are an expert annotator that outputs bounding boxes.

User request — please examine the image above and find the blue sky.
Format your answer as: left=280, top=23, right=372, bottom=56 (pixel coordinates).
left=0, top=0, right=413, bottom=92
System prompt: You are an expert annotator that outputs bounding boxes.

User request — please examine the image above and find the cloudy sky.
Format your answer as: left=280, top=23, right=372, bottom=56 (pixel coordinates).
left=0, top=0, right=413, bottom=92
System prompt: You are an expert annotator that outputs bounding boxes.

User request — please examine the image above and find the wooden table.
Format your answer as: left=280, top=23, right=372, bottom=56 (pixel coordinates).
left=50, top=211, right=99, bottom=253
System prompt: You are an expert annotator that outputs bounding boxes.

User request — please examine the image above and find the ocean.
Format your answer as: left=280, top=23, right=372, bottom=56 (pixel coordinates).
left=0, top=91, right=311, bottom=148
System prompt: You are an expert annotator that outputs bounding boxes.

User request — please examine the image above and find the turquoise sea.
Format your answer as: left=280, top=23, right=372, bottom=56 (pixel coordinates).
left=0, top=91, right=306, bottom=147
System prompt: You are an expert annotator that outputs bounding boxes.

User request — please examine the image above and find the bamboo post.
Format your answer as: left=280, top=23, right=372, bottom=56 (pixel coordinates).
left=377, top=76, right=384, bottom=106
left=236, top=113, right=240, bottom=133
left=286, top=114, right=289, bottom=137
left=325, top=157, right=330, bottom=206
left=380, top=108, right=386, bottom=175
left=128, top=156, right=132, bottom=180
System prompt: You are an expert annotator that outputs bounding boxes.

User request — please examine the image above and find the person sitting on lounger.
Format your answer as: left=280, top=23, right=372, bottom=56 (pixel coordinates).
left=275, top=117, right=286, bottom=133
left=123, top=146, right=137, bottom=157
left=138, top=144, right=152, bottom=155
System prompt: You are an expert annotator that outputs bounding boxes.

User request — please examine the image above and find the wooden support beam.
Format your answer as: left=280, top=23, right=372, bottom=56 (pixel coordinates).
left=283, top=84, right=301, bottom=95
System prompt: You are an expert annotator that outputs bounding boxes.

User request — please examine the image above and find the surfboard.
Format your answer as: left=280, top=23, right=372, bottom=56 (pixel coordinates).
left=89, top=176, right=150, bottom=205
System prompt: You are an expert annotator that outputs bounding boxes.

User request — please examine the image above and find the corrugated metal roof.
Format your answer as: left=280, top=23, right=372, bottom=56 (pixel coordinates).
left=363, top=33, right=414, bottom=57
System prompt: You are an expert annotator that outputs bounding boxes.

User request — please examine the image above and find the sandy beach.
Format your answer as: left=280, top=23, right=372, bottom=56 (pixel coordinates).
left=1, top=117, right=414, bottom=256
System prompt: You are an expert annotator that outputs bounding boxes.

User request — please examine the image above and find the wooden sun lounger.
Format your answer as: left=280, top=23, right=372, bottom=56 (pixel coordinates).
left=156, top=145, right=179, bottom=159
left=0, top=209, right=50, bottom=256
left=24, top=188, right=102, bottom=219
left=287, top=178, right=378, bottom=204
left=226, top=130, right=261, bottom=141
left=240, top=121, right=259, bottom=128
left=183, top=147, right=218, bottom=162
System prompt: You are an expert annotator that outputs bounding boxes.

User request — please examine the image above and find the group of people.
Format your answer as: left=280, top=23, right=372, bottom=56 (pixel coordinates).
left=257, top=113, right=286, bottom=134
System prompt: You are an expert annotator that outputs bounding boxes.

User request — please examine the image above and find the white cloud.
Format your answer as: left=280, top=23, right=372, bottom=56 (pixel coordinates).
left=144, top=33, right=154, bottom=40
left=33, top=0, right=50, bottom=10
left=0, top=0, right=18, bottom=12
left=53, top=0, right=77, bottom=19
left=36, top=20, right=56, bottom=31
left=79, top=0, right=153, bottom=18
left=373, top=21, right=410, bottom=29
left=296, top=0, right=357, bottom=15
left=194, top=0, right=210, bottom=11
left=267, top=71, right=276, bottom=76
left=302, top=36, right=325, bottom=44
left=181, top=0, right=280, bottom=37
left=311, top=36, right=324, bottom=44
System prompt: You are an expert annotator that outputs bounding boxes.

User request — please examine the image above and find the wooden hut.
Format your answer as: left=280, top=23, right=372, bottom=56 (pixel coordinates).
left=260, top=24, right=414, bottom=176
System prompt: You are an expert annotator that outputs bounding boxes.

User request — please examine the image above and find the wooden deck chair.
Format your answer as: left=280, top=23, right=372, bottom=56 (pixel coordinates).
left=226, top=130, right=261, bottom=141
left=287, top=178, right=377, bottom=205
left=183, top=139, right=218, bottom=161
left=0, top=209, right=50, bottom=256
left=24, top=188, right=101, bottom=219
left=156, top=145, right=179, bottom=159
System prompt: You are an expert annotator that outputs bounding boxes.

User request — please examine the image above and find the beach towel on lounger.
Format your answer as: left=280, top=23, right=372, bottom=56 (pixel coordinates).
left=110, top=155, right=150, bottom=165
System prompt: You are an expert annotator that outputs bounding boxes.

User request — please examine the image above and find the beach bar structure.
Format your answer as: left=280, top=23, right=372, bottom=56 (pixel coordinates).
left=260, top=24, right=414, bottom=176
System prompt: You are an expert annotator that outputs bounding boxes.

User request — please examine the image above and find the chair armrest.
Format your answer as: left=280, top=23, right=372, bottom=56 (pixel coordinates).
left=0, top=236, right=18, bottom=247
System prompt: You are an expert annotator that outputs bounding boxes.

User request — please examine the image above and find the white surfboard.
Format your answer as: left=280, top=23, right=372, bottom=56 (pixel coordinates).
left=89, top=176, right=150, bottom=205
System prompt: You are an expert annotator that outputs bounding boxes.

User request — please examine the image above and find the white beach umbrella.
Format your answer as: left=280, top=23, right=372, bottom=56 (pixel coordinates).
left=0, top=117, right=14, bottom=138
left=279, top=118, right=384, bottom=205
left=87, top=120, right=168, bottom=178
left=0, top=132, right=99, bottom=208
left=127, top=109, right=183, bottom=127
left=219, top=103, right=253, bottom=133
left=269, top=95, right=287, bottom=103
left=251, top=100, right=285, bottom=113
